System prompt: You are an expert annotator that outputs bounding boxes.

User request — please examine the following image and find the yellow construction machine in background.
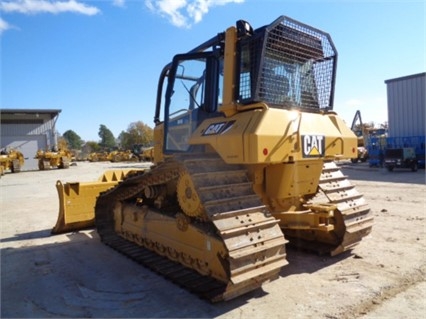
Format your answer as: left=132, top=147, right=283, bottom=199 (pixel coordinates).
left=88, top=150, right=141, bottom=162
left=132, top=144, right=154, bottom=162
left=350, top=110, right=369, bottom=163
left=350, top=110, right=387, bottom=165
left=0, top=149, right=25, bottom=176
left=35, top=148, right=73, bottom=170
left=107, top=150, right=139, bottom=162
left=53, top=16, right=373, bottom=302
left=88, top=151, right=109, bottom=162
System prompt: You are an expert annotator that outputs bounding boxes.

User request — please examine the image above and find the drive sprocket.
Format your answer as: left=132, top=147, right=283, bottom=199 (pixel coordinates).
left=176, top=171, right=208, bottom=220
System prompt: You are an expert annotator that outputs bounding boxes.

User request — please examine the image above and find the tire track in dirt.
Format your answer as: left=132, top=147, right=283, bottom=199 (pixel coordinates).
left=337, top=266, right=426, bottom=319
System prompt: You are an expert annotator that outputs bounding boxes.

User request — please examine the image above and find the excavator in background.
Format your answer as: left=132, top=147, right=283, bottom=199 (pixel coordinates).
left=53, top=16, right=373, bottom=302
left=350, top=110, right=369, bottom=163
left=350, top=110, right=387, bottom=166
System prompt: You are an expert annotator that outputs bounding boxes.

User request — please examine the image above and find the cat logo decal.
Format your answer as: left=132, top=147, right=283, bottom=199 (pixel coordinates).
left=203, top=121, right=235, bottom=136
left=302, top=135, right=325, bottom=158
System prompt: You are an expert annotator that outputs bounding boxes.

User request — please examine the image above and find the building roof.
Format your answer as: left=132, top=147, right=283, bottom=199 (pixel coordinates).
left=0, top=109, right=62, bottom=121
left=1, top=109, right=61, bottom=115
left=385, top=72, right=426, bottom=84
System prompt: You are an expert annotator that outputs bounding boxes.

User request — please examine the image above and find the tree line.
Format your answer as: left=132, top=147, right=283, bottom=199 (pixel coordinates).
left=60, top=121, right=154, bottom=153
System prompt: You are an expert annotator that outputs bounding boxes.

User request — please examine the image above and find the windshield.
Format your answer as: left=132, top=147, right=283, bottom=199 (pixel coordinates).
left=163, top=53, right=221, bottom=153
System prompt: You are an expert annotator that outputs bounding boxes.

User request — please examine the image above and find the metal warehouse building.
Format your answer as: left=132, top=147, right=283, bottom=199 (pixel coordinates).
left=385, top=72, right=425, bottom=137
left=0, top=109, right=61, bottom=171
left=384, top=72, right=425, bottom=165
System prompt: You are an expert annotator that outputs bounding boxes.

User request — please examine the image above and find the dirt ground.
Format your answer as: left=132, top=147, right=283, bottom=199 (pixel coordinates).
left=1, top=160, right=425, bottom=318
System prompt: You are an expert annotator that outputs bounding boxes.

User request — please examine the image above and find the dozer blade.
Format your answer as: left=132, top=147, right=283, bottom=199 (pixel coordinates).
left=52, top=169, right=145, bottom=234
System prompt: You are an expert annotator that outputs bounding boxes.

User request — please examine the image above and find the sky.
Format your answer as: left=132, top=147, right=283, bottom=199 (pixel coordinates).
left=1, top=0, right=425, bottom=142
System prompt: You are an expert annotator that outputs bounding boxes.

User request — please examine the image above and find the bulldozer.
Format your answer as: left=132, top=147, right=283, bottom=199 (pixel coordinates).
left=88, top=151, right=110, bottom=162
left=132, top=144, right=155, bottom=162
left=108, top=150, right=139, bottom=162
left=54, top=16, right=373, bottom=302
left=35, top=148, right=72, bottom=170
left=0, top=148, right=25, bottom=176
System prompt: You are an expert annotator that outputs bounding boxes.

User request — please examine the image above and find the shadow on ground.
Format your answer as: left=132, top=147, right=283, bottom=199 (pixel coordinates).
left=1, top=230, right=355, bottom=318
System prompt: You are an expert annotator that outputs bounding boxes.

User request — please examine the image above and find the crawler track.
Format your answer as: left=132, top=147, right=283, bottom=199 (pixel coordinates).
left=318, top=161, right=374, bottom=255
left=95, top=155, right=287, bottom=302
left=288, top=161, right=373, bottom=255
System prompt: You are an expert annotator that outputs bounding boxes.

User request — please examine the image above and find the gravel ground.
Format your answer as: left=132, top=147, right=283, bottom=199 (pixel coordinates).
left=1, top=161, right=425, bottom=318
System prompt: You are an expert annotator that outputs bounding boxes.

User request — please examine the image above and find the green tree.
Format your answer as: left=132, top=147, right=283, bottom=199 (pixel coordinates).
left=63, top=130, right=83, bottom=149
left=119, top=121, right=154, bottom=150
left=98, top=124, right=116, bottom=149
left=80, top=141, right=100, bottom=160
left=118, top=131, right=131, bottom=149
left=84, top=141, right=101, bottom=152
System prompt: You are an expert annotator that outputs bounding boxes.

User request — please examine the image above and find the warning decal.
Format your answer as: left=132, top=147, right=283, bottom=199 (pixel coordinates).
left=302, top=135, right=325, bottom=158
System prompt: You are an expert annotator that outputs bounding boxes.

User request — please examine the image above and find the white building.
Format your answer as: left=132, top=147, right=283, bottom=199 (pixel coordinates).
left=0, top=109, right=62, bottom=171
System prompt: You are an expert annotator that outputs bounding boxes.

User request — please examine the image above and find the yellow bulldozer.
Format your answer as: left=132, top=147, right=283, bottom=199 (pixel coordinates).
left=132, top=144, right=154, bottom=162
left=53, top=16, right=373, bottom=302
left=108, top=150, right=139, bottom=162
left=0, top=148, right=25, bottom=176
left=88, top=151, right=110, bottom=162
left=35, top=148, right=72, bottom=170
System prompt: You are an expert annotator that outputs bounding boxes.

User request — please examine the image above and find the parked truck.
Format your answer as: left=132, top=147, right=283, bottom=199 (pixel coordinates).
left=384, top=147, right=418, bottom=172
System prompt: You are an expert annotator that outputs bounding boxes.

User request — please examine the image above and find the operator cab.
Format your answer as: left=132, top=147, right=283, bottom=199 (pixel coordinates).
left=156, top=16, right=337, bottom=154
left=163, top=51, right=224, bottom=152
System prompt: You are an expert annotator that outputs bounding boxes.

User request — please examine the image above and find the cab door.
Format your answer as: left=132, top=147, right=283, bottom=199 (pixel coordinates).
left=164, top=52, right=221, bottom=153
